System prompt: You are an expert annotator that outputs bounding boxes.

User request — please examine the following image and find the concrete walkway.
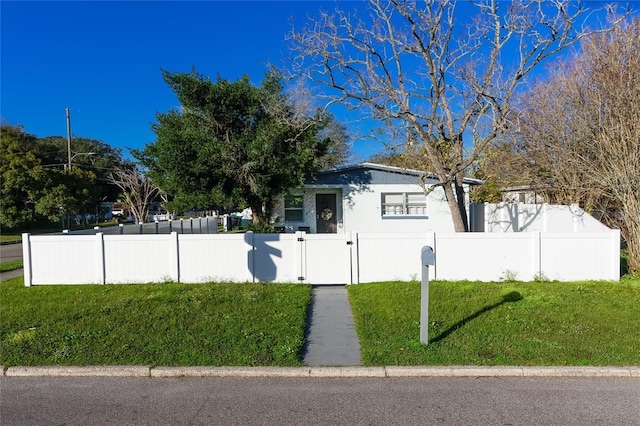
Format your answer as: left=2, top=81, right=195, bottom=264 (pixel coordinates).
left=302, top=285, right=362, bottom=366
left=0, top=268, right=23, bottom=281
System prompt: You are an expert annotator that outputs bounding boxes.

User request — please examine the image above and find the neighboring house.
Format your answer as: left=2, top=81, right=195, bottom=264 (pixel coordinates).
left=272, top=163, right=482, bottom=234
left=500, top=185, right=546, bottom=204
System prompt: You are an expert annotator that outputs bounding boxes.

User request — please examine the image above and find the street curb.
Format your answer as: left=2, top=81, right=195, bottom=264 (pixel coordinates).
left=385, top=366, right=640, bottom=378
left=4, top=366, right=151, bottom=377
left=151, top=367, right=310, bottom=378
left=2, top=365, right=639, bottom=378
left=310, top=367, right=386, bottom=377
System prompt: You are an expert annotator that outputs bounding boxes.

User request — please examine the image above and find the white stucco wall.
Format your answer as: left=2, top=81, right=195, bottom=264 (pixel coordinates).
left=274, top=183, right=463, bottom=234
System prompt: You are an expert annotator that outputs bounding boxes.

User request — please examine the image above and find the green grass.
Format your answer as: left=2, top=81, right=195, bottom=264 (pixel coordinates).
left=0, top=259, right=23, bottom=272
left=0, top=235, right=23, bottom=244
left=0, top=278, right=311, bottom=367
left=3, top=273, right=639, bottom=368
left=348, top=278, right=640, bottom=366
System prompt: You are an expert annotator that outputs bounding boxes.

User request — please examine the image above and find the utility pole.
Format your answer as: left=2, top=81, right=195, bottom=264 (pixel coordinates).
left=66, top=107, right=72, bottom=171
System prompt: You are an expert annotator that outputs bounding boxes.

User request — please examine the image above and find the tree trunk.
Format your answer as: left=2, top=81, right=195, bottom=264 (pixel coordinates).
left=622, top=200, right=640, bottom=275
left=442, top=183, right=468, bottom=232
left=454, top=174, right=469, bottom=232
left=250, top=201, right=273, bottom=233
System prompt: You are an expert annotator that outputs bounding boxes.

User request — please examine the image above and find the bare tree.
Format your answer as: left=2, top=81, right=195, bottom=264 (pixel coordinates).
left=512, top=19, right=640, bottom=274
left=290, top=0, right=625, bottom=231
left=108, top=165, right=163, bottom=224
left=502, top=70, right=611, bottom=211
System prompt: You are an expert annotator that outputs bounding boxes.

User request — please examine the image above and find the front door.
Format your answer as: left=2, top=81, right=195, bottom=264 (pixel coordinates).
left=315, top=194, right=337, bottom=233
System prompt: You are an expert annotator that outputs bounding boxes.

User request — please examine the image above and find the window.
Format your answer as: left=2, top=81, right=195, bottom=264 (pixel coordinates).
left=284, top=195, right=304, bottom=222
left=382, top=192, right=426, bottom=216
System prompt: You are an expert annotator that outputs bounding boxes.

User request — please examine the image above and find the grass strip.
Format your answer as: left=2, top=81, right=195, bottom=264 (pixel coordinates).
left=0, top=278, right=311, bottom=367
left=0, top=259, right=23, bottom=273
left=348, top=279, right=640, bottom=366
left=0, top=236, right=22, bottom=244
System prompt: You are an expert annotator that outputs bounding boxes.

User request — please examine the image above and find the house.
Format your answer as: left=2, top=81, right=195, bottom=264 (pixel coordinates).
left=500, top=185, right=546, bottom=204
left=272, top=163, right=482, bottom=234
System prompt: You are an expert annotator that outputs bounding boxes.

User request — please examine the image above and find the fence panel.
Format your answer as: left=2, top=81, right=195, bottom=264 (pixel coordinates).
left=252, top=233, right=300, bottom=283
left=178, top=234, right=254, bottom=283
left=434, top=233, right=538, bottom=282
left=103, top=234, right=178, bottom=284
left=25, top=234, right=103, bottom=285
left=356, top=233, right=435, bottom=283
left=540, top=231, right=620, bottom=281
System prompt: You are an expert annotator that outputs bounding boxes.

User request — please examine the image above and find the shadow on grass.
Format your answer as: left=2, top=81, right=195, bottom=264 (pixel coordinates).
left=429, top=291, right=523, bottom=345
left=620, top=251, right=629, bottom=277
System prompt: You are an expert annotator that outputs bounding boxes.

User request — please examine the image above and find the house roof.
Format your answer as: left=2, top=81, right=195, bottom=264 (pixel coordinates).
left=308, top=162, right=483, bottom=186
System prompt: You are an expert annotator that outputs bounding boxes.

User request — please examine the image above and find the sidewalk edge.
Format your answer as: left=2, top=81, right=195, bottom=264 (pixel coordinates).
left=2, top=365, right=638, bottom=378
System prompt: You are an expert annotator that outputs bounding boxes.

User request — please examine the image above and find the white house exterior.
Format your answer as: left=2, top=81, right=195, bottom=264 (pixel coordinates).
left=272, top=163, right=481, bottom=234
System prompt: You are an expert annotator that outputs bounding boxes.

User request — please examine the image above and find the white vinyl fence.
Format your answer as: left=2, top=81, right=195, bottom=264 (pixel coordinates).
left=22, top=230, right=620, bottom=286
left=469, top=203, right=611, bottom=233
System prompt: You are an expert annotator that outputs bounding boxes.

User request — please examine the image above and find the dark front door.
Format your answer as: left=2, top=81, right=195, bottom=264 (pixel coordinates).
left=315, top=194, right=337, bottom=234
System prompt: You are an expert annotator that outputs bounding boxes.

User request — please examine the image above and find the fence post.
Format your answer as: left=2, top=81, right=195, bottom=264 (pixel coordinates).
left=170, top=232, right=180, bottom=283
left=199, top=217, right=202, bottom=234
left=190, top=218, right=194, bottom=234
left=119, top=224, right=124, bottom=235
left=180, top=218, right=184, bottom=234
left=169, top=220, right=173, bottom=233
left=246, top=231, right=255, bottom=283
left=96, top=232, right=106, bottom=285
left=155, top=219, right=159, bottom=234
left=420, top=246, right=435, bottom=345
left=351, top=232, right=359, bottom=284
left=139, top=222, right=143, bottom=234
left=345, top=231, right=354, bottom=285
left=22, top=233, right=32, bottom=287
left=295, top=230, right=305, bottom=283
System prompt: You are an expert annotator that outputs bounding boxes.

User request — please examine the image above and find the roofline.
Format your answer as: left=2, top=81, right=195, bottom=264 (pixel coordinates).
left=314, top=162, right=483, bottom=185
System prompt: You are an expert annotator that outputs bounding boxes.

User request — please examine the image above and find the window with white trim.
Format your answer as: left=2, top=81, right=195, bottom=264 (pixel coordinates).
left=382, top=192, right=427, bottom=216
left=284, top=195, right=304, bottom=222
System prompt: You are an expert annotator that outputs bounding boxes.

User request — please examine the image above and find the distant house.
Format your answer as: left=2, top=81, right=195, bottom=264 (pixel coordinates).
left=500, top=185, right=546, bottom=204
left=272, top=163, right=482, bottom=234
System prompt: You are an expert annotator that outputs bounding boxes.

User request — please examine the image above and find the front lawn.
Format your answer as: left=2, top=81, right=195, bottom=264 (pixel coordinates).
left=0, top=279, right=311, bottom=367
left=3, top=276, right=638, bottom=368
left=348, top=278, right=640, bottom=366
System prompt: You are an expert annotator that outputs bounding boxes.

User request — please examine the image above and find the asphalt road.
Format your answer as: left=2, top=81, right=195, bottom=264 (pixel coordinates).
left=0, top=243, right=23, bottom=281
left=0, top=242, right=22, bottom=263
left=1, top=377, right=638, bottom=425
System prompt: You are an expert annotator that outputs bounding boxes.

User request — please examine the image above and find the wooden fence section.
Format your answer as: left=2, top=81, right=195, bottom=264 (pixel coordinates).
left=22, top=230, right=620, bottom=286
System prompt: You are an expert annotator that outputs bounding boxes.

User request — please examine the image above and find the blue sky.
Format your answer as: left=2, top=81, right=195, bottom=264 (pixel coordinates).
left=2, top=1, right=383, bottom=160
left=1, top=1, right=635, bottom=163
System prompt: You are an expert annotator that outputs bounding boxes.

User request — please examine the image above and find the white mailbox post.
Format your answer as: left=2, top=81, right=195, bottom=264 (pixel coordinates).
left=421, top=246, right=435, bottom=345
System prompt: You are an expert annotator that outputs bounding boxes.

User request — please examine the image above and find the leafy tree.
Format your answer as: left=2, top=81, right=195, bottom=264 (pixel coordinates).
left=36, top=135, right=125, bottom=203
left=31, top=166, right=98, bottom=224
left=136, top=70, right=349, bottom=230
left=0, top=124, right=43, bottom=229
left=290, top=0, right=626, bottom=231
left=1, top=123, right=125, bottom=231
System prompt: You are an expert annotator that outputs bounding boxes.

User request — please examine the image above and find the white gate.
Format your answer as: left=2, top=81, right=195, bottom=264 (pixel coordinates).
left=299, top=232, right=353, bottom=285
